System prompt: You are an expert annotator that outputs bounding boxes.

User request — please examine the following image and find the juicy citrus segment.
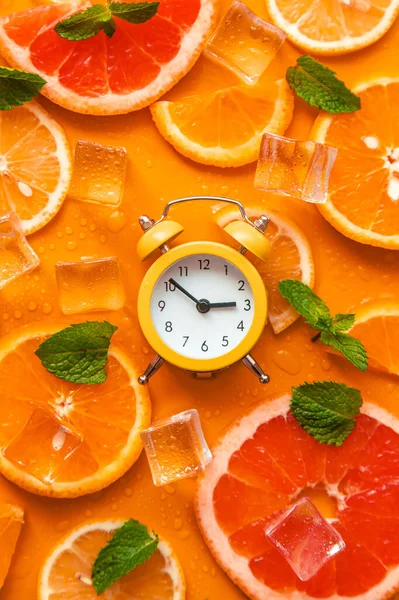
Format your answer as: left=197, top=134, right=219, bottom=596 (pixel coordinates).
left=150, top=80, right=294, bottom=167
left=0, top=503, right=24, bottom=589
left=0, top=0, right=218, bottom=115
left=265, top=0, right=399, bottom=54
left=38, top=520, right=186, bottom=600
left=0, top=324, right=151, bottom=498
left=214, top=206, right=314, bottom=333
left=0, top=101, right=71, bottom=235
left=196, top=396, right=399, bottom=599
left=312, top=79, right=399, bottom=248
left=340, top=302, right=399, bottom=376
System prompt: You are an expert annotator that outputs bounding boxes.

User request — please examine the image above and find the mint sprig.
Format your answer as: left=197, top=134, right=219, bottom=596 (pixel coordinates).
left=109, top=2, right=160, bottom=24
left=55, top=2, right=159, bottom=41
left=278, top=279, right=368, bottom=372
left=55, top=5, right=115, bottom=40
left=35, top=321, right=117, bottom=385
left=291, top=381, right=363, bottom=446
left=92, top=520, right=159, bottom=595
left=0, top=67, right=46, bottom=110
left=286, top=56, right=360, bottom=114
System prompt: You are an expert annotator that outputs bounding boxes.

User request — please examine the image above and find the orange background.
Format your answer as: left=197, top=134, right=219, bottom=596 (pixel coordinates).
left=0, top=0, right=399, bottom=598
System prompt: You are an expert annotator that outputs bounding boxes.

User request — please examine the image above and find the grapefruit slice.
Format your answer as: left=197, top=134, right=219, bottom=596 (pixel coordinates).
left=0, top=323, right=151, bottom=498
left=215, top=205, right=314, bottom=333
left=0, top=101, right=71, bottom=235
left=150, top=79, right=294, bottom=167
left=38, top=520, right=186, bottom=600
left=312, top=78, right=399, bottom=249
left=265, top=0, right=399, bottom=55
left=0, top=503, right=24, bottom=589
left=196, top=395, right=399, bottom=599
left=345, top=301, right=399, bottom=376
left=0, top=0, right=218, bottom=115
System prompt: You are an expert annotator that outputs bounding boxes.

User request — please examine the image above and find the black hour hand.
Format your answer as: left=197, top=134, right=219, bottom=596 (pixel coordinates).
left=208, top=302, right=236, bottom=308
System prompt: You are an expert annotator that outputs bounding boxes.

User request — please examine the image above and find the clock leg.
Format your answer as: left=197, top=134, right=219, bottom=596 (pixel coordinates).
left=242, top=354, right=270, bottom=384
left=138, top=355, right=165, bottom=385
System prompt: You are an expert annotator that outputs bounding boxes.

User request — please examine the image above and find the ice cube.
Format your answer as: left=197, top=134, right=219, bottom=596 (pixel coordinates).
left=141, top=409, right=212, bottom=486
left=265, top=497, right=345, bottom=581
left=2, top=407, right=85, bottom=485
left=255, top=133, right=338, bottom=203
left=0, top=212, right=39, bottom=289
left=55, top=256, right=125, bottom=315
left=69, top=140, right=128, bottom=207
left=205, top=0, right=285, bottom=85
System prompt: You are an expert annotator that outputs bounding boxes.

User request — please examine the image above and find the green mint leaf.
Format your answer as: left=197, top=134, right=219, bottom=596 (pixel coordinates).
left=35, top=321, right=117, bottom=385
left=286, top=55, right=360, bottom=114
left=0, top=67, right=46, bottom=110
left=55, top=5, right=115, bottom=41
left=278, top=279, right=332, bottom=330
left=92, top=519, right=159, bottom=594
left=320, top=331, right=368, bottom=372
left=109, top=1, right=160, bottom=24
left=291, top=381, right=363, bottom=446
left=332, top=313, right=355, bottom=332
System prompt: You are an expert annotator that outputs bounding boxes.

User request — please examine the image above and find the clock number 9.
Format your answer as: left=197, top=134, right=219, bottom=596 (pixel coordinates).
left=158, top=300, right=165, bottom=311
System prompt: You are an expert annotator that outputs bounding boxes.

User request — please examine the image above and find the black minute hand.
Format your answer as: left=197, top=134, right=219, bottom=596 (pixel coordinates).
left=169, top=278, right=199, bottom=304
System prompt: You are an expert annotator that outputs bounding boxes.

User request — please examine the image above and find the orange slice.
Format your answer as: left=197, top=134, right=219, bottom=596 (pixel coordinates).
left=215, top=205, right=314, bottom=333
left=0, top=101, right=71, bottom=235
left=312, top=78, right=399, bottom=249
left=345, top=301, right=399, bottom=376
left=150, top=79, right=294, bottom=167
left=196, top=395, right=399, bottom=599
left=265, top=0, right=399, bottom=55
left=0, top=323, right=151, bottom=498
left=0, top=0, right=218, bottom=115
left=0, top=503, right=24, bottom=589
left=38, top=520, right=186, bottom=600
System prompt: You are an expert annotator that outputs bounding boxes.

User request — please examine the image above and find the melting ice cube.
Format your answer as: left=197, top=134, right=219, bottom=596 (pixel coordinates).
left=255, top=133, right=338, bottom=203
left=205, top=0, right=285, bottom=84
left=265, top=497, right=346, bottom=581
left=141, top=409, right=212, bottom=486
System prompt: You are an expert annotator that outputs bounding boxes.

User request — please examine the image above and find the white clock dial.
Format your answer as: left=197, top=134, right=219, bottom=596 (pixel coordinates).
left=150, top=254, right=255, bottom=360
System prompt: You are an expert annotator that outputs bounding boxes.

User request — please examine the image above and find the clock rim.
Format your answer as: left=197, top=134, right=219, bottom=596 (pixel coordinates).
left=137, top=241, right=267, bottom=372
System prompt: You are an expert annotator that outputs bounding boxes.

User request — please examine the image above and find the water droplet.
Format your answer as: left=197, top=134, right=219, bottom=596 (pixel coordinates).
left=42, top=303, right=52, bottom=315
left=49, top=243, right=55, bottom=251
left=106, top=211, right=127, bottom=233
left=67, top=241, right=77, bottom=251
left=80, top=218, right=88, bottom=227
left=322, top=358, right=331, bottom=371
left=14, top=310, right=22, bottom=319
left=57, top=231, right=63, bottom=239
left=142, top=346, right=149, bottom=355
left=99, top=235, right=106, bottom=244
left=28, top=301, right=37, bottom=311
left=39, top=246, right=45, bottom=254
left=79, top=232, right=85, bottom=240
left=65, top=226, right=73, bottom=235
left=124, top=487, right=133, bottom=497
left=174, top=518, right=183, bottom=530
left=89, top=224, right=96, bottom=232
left=272, top=349, right=301, bottom=375
left=164, top=484, right=176, bottom=495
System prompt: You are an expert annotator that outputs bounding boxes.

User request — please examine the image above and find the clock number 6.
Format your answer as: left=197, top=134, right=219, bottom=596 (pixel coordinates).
left=201, top=341, right=209, bottom=352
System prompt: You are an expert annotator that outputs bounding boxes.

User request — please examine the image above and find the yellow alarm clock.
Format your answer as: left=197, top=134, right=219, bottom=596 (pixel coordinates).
left=137, top=196, right=271, bottom=385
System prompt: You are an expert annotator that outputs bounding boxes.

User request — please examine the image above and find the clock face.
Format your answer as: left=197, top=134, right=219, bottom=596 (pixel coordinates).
left=150, top=253, right=255, bottom=360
